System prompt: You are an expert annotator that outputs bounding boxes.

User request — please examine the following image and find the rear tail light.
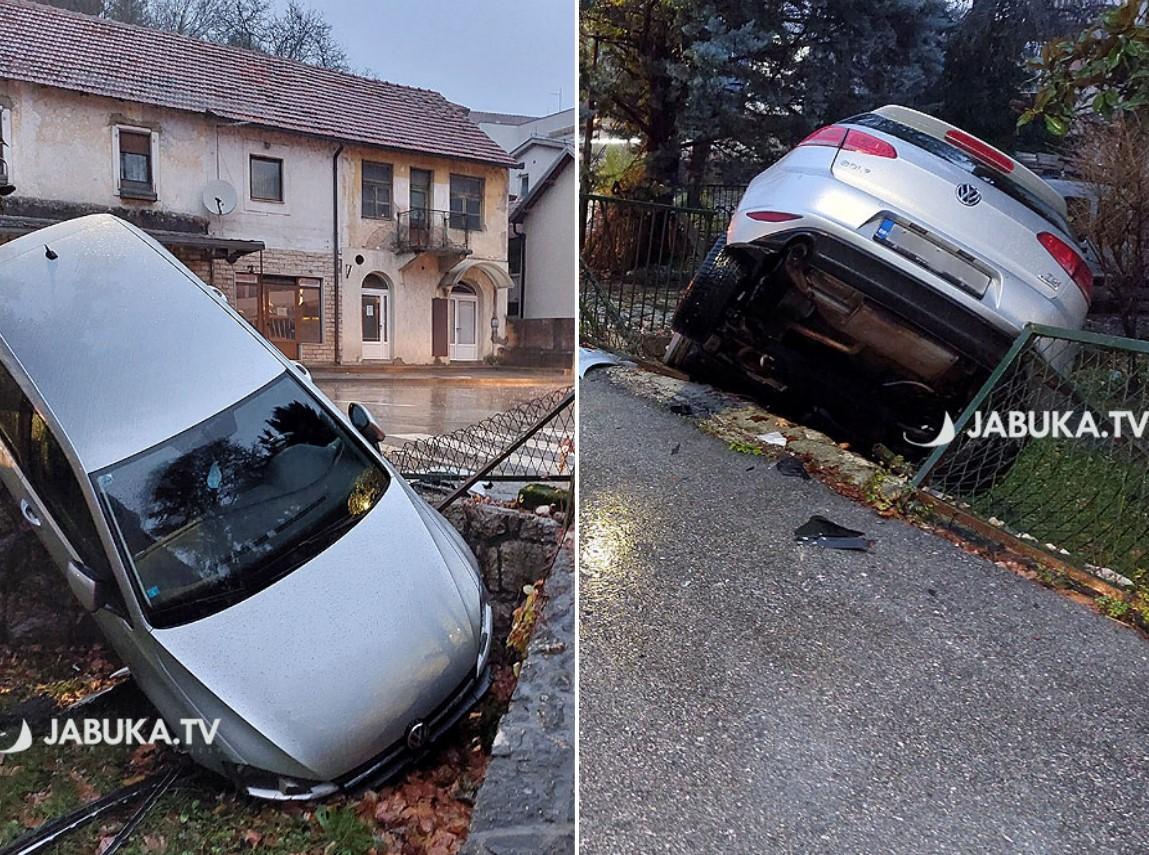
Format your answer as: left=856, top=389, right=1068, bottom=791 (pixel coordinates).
left=945, top=128, right=1014, bottom=174
left=797, top=124, right=896, bottom=158
left=1037, top=231, right=1093, bottom=303
left=745, top=211, right=801, bottom=222
left=797, top=125, right=848, bottom=148
left=841, top=129, right=896, bottom=159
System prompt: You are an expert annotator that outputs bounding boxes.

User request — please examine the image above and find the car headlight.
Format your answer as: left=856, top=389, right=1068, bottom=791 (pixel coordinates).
left=476, top=599, right=493, bottom=677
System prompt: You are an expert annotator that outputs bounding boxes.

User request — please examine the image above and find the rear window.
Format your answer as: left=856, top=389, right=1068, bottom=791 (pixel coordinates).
left=846, top=113, right=1072, bottom=236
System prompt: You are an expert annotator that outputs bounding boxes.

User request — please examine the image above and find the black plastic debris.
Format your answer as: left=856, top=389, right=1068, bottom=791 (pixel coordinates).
left=794, top=515, right=870, bottom=551
left=669, top=401, right=693, bottom=416
left=776, top=456, right=811, bottom=480
left=670, top=442, right=681, bottom=456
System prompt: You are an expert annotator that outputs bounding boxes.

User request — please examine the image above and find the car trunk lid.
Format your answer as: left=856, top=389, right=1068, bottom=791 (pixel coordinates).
left=827, top=110, right=1083, bottom=305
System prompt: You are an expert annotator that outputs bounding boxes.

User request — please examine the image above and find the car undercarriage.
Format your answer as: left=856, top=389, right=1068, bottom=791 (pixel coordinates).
left=672, top=233, right=1017, bottom=456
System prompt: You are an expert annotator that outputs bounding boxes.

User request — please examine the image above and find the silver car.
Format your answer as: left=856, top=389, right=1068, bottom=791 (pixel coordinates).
left=667, top=105, right=1092, bottom=447
left=0, top=214, right=492, bottom=799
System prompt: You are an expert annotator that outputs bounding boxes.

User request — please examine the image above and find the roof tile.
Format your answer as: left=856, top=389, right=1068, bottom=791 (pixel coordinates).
left=0, top=0, right=516, bottom=167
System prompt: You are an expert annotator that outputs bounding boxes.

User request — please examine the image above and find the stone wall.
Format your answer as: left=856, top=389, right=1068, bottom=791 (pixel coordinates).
left=444, top=501, right=562, bottom=634
left=463, top=534, right=575, bottom=855
left=501, top=317, right=576, bottom=368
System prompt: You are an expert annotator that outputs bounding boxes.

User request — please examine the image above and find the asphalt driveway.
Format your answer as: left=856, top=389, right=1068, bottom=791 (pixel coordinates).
left=579, top=371, right=1149, bottom=854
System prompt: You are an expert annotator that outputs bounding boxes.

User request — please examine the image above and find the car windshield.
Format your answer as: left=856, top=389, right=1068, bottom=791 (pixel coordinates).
left=847, top=113, right=1074, bottom=237
left=93, top=373, right=390, bottom=627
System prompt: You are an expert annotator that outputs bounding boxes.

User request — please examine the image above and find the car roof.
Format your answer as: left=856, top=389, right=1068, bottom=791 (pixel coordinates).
left=0, top=215, right=285, bottom=472
left=872, top=105, right=1069, bottom=220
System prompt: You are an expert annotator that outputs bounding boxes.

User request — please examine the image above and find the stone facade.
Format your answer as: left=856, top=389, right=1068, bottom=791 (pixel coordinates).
left=444, top=501, right=562, bottom=634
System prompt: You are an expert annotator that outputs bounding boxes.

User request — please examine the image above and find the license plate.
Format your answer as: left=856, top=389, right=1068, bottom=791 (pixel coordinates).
left=874, top=217, right=990, bottom=297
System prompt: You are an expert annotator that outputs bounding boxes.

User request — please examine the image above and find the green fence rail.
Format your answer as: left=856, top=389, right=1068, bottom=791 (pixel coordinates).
left=913, top=323, right=1149, bottom=596
left=580, top=193, right=727, bottom=356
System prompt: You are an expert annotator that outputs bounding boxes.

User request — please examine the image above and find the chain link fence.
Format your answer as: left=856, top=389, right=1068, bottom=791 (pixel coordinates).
left=386, top=387, right=574, bottom=504
left=580, top=194, right=727, bottom=356
left=913, top=323, right=1149, bottom=597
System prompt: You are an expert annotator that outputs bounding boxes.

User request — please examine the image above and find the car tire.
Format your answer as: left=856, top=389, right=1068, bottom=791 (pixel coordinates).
left=671, top=235, right=749, bottom=341
left=663, top=332, right=701, bottom=370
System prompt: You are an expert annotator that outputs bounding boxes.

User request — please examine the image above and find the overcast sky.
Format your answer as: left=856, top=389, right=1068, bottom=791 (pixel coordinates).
left=320, top=0, right=575, bottom=117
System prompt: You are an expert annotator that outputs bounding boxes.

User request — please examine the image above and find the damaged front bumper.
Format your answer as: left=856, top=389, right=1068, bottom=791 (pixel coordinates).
left=235, top=664, right=493, bottom=801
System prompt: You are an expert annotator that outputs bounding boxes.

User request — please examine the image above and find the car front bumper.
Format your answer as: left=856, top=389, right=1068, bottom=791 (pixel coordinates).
left=241, top=665, right=493, bottom=801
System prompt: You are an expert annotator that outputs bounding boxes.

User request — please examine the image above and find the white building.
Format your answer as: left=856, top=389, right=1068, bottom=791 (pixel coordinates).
left=473, top=110, right=575, bottom=360
left=0, top=0, right=516, bottom=366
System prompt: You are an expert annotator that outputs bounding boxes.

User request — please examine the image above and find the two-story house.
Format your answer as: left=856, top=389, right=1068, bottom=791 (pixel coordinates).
left=0, top=0, right=516, bottom=366
left=473, top=109, right=574, bottom=364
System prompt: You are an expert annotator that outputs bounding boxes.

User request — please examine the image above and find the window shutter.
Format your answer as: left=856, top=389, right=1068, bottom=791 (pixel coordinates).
left=432, top=298, right=449, bottom=357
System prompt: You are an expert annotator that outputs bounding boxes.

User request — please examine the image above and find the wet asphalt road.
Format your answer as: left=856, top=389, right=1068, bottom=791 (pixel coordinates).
left=315, top=377, right=567, bottom=446
left=579, top=372, right=1149, bottom=854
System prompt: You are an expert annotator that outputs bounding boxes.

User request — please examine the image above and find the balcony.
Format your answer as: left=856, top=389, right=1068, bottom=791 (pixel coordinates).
left=395, top=208, right=474, bottom=258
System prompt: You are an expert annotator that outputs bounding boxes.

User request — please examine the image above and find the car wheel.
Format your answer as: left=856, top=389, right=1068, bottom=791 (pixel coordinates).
left=671, top=235, right=750, bottom=341
left=663, top=332, right=701, bottom=370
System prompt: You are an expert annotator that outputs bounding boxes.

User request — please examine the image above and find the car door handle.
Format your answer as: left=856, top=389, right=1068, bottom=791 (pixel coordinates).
left=20, top=498, right=42, bottom=527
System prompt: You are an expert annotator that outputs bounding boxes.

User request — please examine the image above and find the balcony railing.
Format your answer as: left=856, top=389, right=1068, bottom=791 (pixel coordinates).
left=395, top=208, right=473, bottom=256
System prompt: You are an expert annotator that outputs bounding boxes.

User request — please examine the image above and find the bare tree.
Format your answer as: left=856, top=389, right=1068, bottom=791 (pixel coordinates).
left=103, top=0, right=150, bottom=25
left=148, top=0, right=225, bottom=38
left=37, top=0, right=105, bottom=15
left=41, top=0, right=349, bottom=70
left=1072, top=118, right=1149, bottom=339
left=263, top=0, right=347, bottom=69
left=216, top=0, right=271, bottom=51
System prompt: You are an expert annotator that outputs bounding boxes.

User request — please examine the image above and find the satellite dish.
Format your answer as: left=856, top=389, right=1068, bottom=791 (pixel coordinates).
left=202, top=180, right=237, bottom=216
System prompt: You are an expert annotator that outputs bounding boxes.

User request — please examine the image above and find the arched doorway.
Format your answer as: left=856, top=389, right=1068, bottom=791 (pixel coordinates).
left=361, top=273, right=392, bottom=360
left=448, top=282, right=479, bottom=361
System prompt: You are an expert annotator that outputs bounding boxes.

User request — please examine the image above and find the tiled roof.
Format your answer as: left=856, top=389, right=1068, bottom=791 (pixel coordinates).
left=0, top=0, right=515, bottom=167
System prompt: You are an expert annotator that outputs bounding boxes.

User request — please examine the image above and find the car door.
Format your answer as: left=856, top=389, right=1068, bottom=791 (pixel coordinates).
left=0, top=355, right=75, bottom=572
left=0, top=351, right=122, bottom=597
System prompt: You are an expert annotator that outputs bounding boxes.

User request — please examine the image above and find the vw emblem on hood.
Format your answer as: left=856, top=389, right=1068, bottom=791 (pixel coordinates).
left=955, top=183, right=982, bottom=206
left=405, top=720, right=428, bottom=751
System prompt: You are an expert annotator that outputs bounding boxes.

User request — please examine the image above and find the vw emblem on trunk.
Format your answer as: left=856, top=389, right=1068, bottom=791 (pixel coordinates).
left=955, top=183, right=982, bottom=206
left=405, top=720, right=428, bottom=751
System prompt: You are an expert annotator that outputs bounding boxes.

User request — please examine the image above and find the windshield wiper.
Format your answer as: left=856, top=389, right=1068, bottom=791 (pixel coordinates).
left=289, top=512, right=360, bottom=557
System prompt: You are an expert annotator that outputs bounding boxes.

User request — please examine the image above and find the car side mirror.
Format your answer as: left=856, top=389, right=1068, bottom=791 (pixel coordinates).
left=348, top=403, right=385, bottom=448
left=65, top=561, right=107, bottom=613
left=292, top=361, right=312, bottom=382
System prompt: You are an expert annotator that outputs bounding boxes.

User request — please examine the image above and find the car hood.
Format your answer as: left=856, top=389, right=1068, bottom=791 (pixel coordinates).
left=149, top=481, right=482, bottom=781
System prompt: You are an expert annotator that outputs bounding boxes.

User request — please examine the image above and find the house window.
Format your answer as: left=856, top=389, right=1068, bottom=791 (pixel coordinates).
left=117, top=128, right=155, bottom=199
left=250, top=155, right=284, bottom=202
left=449, top=174, right=484, bottom=231
left=234, top=276, right=260, bottom=327
left=519, top=173, right=529, bottom=199
left=508, top=234, right=525, bottom=318
left=362, top=161, right=393, bottom=219
left=297, top=278, right=322, bottom=343
left=235, top=273, right=322, bottom=351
